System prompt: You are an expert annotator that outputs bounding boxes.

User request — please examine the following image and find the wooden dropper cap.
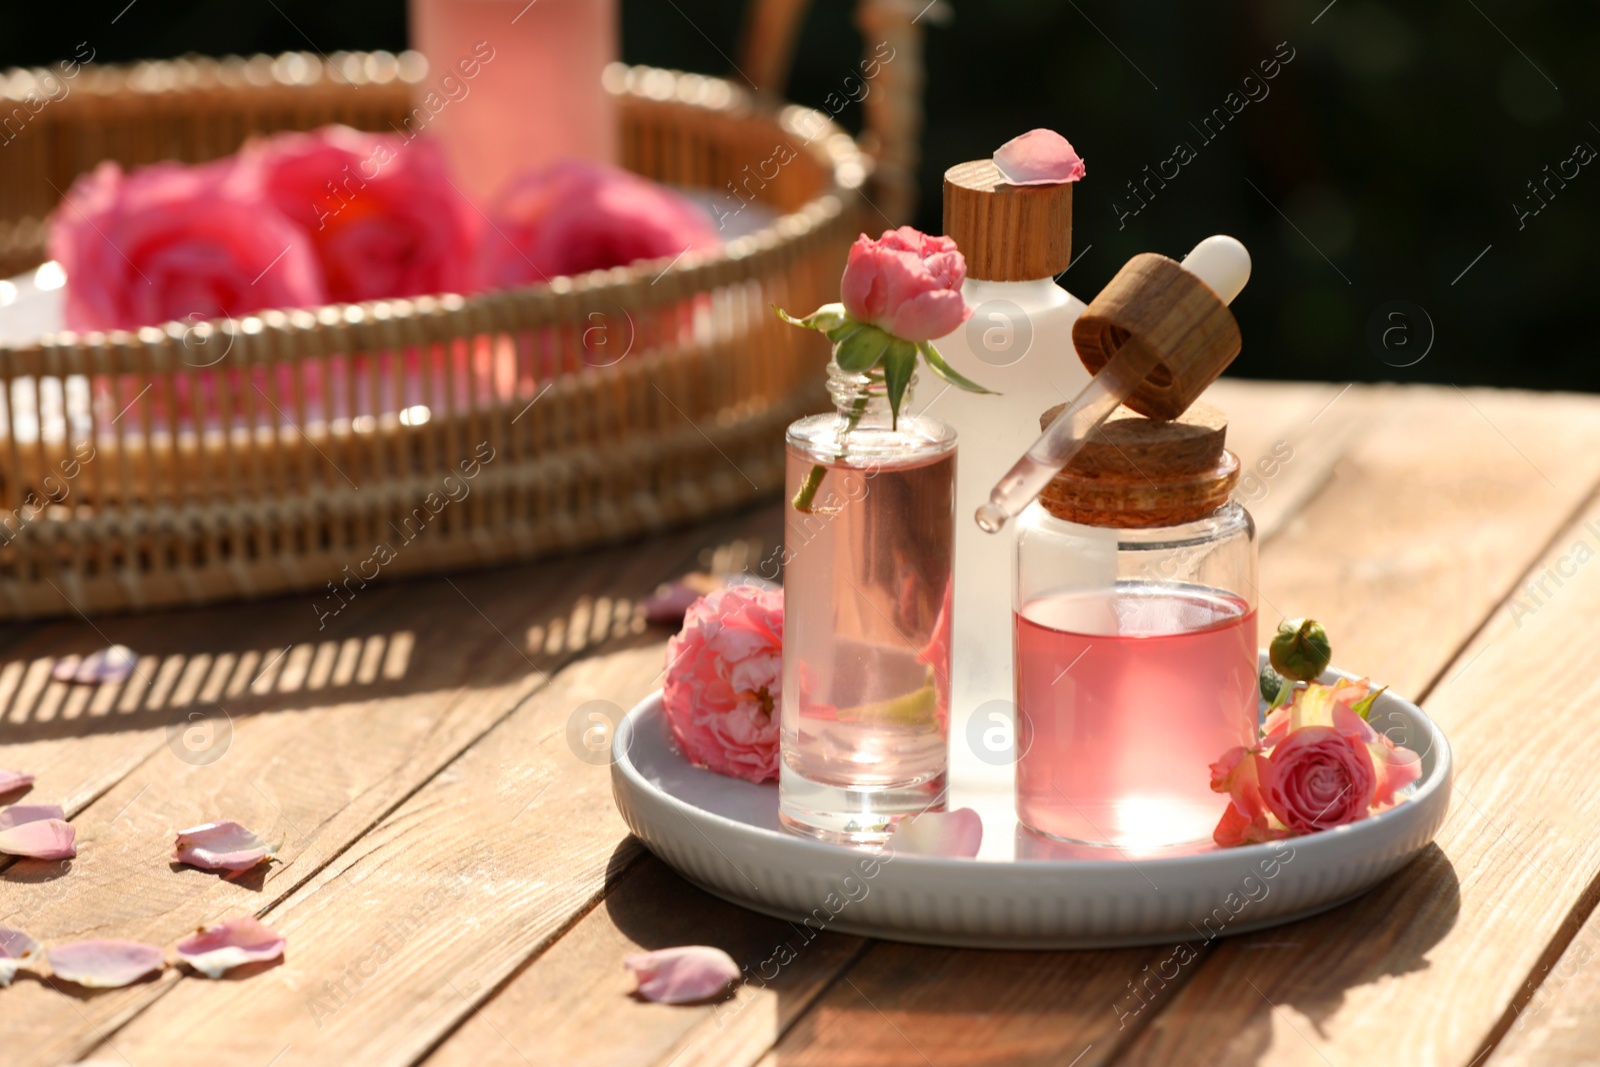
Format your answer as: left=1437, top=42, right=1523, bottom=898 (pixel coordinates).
left=943, top=159, right=1073, bottom=281
left=1035, top=400, right=1240, bottom=528
left=1071, top=252, right=1242, bottom=420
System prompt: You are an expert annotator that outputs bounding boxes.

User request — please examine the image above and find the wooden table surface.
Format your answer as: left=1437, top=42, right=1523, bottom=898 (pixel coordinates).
left=4, top=378, right=1600, bottom=1067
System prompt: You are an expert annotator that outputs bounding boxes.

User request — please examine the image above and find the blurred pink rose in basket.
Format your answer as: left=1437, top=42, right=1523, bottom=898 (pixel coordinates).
left=47, top=127, right=726, bottom=333
left=241, top=126, right=478, bottom=304
left=49, top=159, right=326, bottom=332
left=478, top=160, right=721, bottom=288
left=662, top=586, right=783, bottom=784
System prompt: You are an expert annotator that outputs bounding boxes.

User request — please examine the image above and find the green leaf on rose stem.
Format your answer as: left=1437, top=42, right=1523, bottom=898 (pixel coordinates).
left=825, top=318, right=866, bottom=344
left=1351, top=684, right=1388, bottom=721
left=774, top=302, right=850, bottom=334
left=834, top=323, right=893, bottom=372
left=881, top=339, right=917, bottom=429
left=918, top=340, right=998, bottom=394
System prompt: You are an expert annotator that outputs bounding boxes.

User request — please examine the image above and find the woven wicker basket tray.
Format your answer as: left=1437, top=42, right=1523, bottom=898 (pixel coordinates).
left=0, top=37, right=900, bottom=619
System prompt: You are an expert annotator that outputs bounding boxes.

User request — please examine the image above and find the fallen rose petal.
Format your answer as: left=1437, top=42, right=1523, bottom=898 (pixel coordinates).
left=642, top=573, right=725, bottom=627
left=0, top=804, right=65, bottom=831
left=889, top=808, right=983, bottom=857
left=993, top=128, right=1086, bottom=185
left=624, top=945, right=740, bottom=1004
left=172, top=821, right=279, bottom=871
left=0, top=817, right=76, bottom=860
left=0, top=927, right=41, bottom=987
left=175, top=916, right=286, bottom=978
left=47, top=940, right=165, bottom=988
left=52, top=646, right=139, bottom=685
left=0, top=769, right=34, bottom=796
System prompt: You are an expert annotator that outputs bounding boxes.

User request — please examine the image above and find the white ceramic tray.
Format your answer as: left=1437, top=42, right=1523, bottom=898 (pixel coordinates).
left=610, top=660, right=1452, bottom=948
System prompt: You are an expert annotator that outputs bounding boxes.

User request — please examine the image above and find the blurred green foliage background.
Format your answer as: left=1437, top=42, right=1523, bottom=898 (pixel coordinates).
left=4, top=0, right=1596, bottom=390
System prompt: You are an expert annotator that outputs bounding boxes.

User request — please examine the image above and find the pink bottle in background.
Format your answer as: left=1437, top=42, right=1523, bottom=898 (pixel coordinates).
left=408, top=0, right=619, bottom=205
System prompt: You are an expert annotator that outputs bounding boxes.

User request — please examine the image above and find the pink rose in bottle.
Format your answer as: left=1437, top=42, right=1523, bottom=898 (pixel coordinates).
left=243, top=125, right=478, bottom=303
left=838, top=227, right=973, bottom=342
left=49, top=160, right=326, bottom=332
left=662, top=587, right=783, bottom=784
left=479, top=160, right=721, bottom=287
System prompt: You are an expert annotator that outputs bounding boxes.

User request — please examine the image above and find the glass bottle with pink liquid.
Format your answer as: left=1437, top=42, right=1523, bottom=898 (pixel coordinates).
left=1013, top=400, right=1257, bottom=850
left=780, top=364, right=956, bottom=844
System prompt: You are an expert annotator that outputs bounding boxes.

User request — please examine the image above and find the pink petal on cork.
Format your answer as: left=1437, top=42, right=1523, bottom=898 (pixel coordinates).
left=46, top=939, right=165, bottom=988
left=0, top=818, right=76, bottom=860
left=993, top=129, right=1086, bottom=185
left=889, top=807, right=983, bottom=858
left=0, top=769, right=34, bottom=796
left=624, top=945, right=740, bottom=1004
left=175, top=916, right=286, bottom=978
left=51, top=645, right=139, bottom=685
left=0, top=927, right=41, bottom=987
left=172, top=821, right=278, bottom=872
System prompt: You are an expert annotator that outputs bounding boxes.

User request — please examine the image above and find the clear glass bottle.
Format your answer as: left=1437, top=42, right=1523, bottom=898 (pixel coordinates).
left=930, top=160, right=1088, bottom=788
left=1012, top=403, right=1257, bottom=850
left=780, top=365, right=956, bottom=844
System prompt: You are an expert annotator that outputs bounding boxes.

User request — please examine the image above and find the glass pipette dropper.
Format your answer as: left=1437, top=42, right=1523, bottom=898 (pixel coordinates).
left=974, top=236, right=1251, bottom=533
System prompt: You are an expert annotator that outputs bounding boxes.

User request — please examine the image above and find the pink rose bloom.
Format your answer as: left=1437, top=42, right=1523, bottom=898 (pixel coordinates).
left=1209, top=746, right=1286, bottom=847
left=243, top=125, right=477, bottom=303
left=839, top=226, right=973, bottom=342
left=49, top=159, right=326, bottom=332
left=662, top=586, right=783, bottom=784
left=1263, top=676, right=1422, bottom=809
left=479, top=160, right=721, bottom=287
left=1263, top=726, right=1377, bottom=834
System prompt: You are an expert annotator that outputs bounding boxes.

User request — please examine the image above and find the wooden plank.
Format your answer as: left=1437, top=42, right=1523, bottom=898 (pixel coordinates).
left=1490, top=889, right=1600, bottom=1065
left=1206, top=379, right=1373, bottom=545
left=1104, top=390, right=1600, bottom=1066
left=422, top=856, right=869, bottom=1067
left=0, top=507, right=780, bottom=1067
left=79, top=643, right=722, bottom=1065
left=717, top=385, right=1600, bottom=1067
left=0, top=616, right=174, bottom=820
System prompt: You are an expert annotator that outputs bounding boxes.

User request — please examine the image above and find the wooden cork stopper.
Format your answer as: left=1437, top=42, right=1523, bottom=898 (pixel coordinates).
left=943, top=159, right=1073, bottom=281
left=1071, top=253, right=1241, bottom=421
left=1036, top=400, right=1240, bottom=528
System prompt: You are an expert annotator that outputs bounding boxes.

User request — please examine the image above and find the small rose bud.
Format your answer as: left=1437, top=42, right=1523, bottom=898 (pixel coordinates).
left=1270, top=618, right=1332, bottom=682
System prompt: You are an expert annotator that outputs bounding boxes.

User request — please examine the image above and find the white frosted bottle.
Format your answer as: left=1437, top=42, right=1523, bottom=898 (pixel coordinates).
left=928, top=159, right=1089, bottom=789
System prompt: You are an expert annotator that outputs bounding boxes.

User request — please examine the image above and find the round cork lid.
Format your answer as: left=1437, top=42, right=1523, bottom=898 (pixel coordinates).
left=1036, top=400, right=1240, bottom=527
left=943, top=160, right=1073, bottom=281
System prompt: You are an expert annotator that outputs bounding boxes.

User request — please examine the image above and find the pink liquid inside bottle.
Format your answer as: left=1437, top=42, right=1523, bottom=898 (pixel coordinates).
left=408, top=0, right=618, bottom=205
left=779, top=371, right=956, bottom=844
left=1014, top=583, right=1258, bottom=849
